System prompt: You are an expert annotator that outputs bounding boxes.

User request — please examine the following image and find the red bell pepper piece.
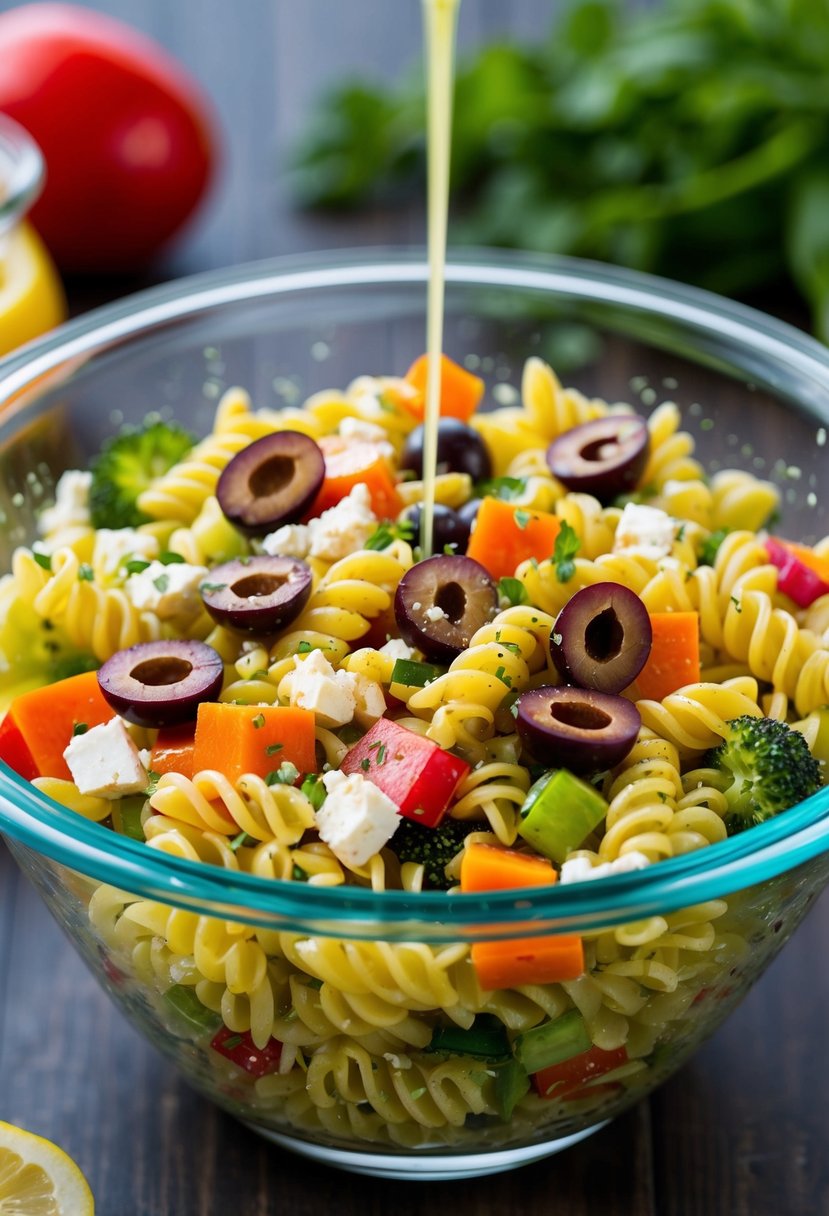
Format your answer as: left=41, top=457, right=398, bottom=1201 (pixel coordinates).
left=340, top=718, right=470, bottom=827
left=210, top=1027, right=283, bottom=1078
left=532, top=1043, right=628, bottom=1101
left=764, top=537, right=829, bottom=608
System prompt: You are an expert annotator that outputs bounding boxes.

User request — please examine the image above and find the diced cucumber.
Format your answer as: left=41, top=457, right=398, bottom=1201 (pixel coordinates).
left=390, top=658, right=439, bottom=688
left=427, top=1015, right=511, bottom=1061
left=513, top=1009, right=592, bottom=1074
left=494, top=1058, right=531, bottom=1120
left=517, top=769, right=608, bottom=864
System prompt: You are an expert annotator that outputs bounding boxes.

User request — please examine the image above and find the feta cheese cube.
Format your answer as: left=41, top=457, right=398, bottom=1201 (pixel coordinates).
left=125, top=560, right=207, bottom=621
left=282, top=649, right=356, bottom=728
left=378, top=638, right=415, bottom=661
left=262, top=523, right=312, bottom=560
left=317, top=770, right=400, bottom=867
left=38, top=470, right=93, bottom=536
left=64, top=718, right=149, bottom=799
left=559, top=851, right=650, bottom=884
left=351, top=673, right=387, bottom=728
left=308, top=484, right=377, bottom=561
left=425, top=605, right=447, bottom=623
left=93, top=528, right=160, bottom=581
left=338, top=417, right=395, bottom=458
left=613, top=503, right=676, bottom=560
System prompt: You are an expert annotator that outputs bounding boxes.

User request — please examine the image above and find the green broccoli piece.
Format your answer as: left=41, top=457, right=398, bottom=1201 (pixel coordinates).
left=391, top=817, right=479, bottom=890
left=706, top=716, right=822, bottom=835
left=89, top=417, right=195, bottom=529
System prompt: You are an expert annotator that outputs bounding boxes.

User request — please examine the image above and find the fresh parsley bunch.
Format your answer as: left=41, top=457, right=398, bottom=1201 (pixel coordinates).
left=293, top=0, right=829, bottom=337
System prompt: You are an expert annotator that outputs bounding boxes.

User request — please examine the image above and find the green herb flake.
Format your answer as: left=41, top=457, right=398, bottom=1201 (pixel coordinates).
left=297, top=640, right=313, bottom=654
left=552, top=520, right=580, bottom=583
left=360, top=757, right=371, bottom=772
left=514, top=508, right=532, bottom=531
left=497, top=577, right=529, bottom=606
left=222, top=1034, right=244, bottom=1050
left=77, top=563, right=94, bottom=582
left=409, top=1087, right=428, bottom=1101
left=144, top=770, right=161, bottom=796
left=152, top=573, right=170, bottom=593
left=265, top=742, right=284, bottom=755
left=292, top=864, right=309, bottom=882
left=199, top=581, right=227, bottom=593
left=699, top=527, right=729, bottom=567
left=124, top=558, right=151, bottom=575
left=365, top=518, right=415, bottom=551
left=476, top=476, right=527, bottom=501
left=300, top=773, right=327, bottom=810
left=494, top=665, right=512, bottom=687
left=159, top=551, right=186, bottom=565
left=730, top=596, right=743, bottom=614
left=72, top=723, right=89, bottom=736
left=266, top=761, right=300, bottom=786
left=252, top=713, right=266, bottom=729
left=33, top=551, right=52, bottom=572
left=229, top=831, right=254, bottom=851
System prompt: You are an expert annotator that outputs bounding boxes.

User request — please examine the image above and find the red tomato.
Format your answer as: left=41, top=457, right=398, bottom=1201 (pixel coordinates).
left=0, top=3, right=218, bottom=272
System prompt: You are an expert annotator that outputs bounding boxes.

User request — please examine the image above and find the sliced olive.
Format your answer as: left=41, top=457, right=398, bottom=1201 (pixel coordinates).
left=402, top=503, right=471, bottom=555
left=97, top=639, right=224, bottom=728
left=551, top=583, right=652, bottom=694
left=394, top=554, right=498, bottom=663
left=200, top=556, right=312, bottom=634
left=516, top=685, right=641, bottom=774
left=216, top=431, right=325, bottom=536
left=401, top=418, right=492, bottom=482
left=457, top=497, right=482, bottom=533
left=546, top=416, right=649, bottom=504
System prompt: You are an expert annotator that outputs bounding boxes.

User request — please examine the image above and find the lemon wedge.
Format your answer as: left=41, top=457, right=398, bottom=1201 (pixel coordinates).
left=0, top=1121, right=94, bottom=1215
left=0, top=220, right=66, bottom=359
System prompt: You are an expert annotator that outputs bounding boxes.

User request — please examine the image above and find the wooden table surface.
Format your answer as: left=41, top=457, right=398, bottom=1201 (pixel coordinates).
left=0, top=3, right=827, bottom=1213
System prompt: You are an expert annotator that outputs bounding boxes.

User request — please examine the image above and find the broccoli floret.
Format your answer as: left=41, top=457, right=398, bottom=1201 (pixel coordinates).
left=706, top=715, right=822, bottom=835
left=391, top=817, right=479, bottom=890
left=89, top=417, right=195, bottom=529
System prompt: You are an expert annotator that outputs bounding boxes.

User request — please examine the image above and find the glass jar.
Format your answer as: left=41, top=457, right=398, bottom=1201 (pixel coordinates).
left=0, top=112, right=65, bottom=358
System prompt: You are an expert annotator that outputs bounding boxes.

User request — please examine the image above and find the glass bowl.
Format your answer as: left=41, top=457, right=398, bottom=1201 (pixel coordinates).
left=0, top=251, right=828, bottom=1181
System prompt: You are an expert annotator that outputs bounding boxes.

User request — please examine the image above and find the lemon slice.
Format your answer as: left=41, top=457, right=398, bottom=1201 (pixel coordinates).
left=0, top=1122, right=94, bottom=1215
left=0, top=220, right=66, bottom=358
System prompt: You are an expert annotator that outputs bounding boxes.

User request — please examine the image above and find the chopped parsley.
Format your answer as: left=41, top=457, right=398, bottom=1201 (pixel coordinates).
left=265, top=742, right=284, bottom=755
left=152, top=573, right=169, bottom=593
left=158, top=551, right=186, bottom=565
left=229, top=831, right=254, bottom=851
left=265, top=761, right=300, bottom=786
left=77, top=563, right=94, bottom=582
left=514, top=508, right=531, bottom=531
left=552, top=520, right=580, bottom=583
left=72, top=723, right=89, bottom=736
left=300, top=773, right=327, bottom=810
left=33, top=551, right=52, bottom=571
left=199, top=581, right=227, bottom=593
left=365, top=518, right=415, bottom=550
left=497, top=576, right=529, bottom=606
left=476, top=475, right=526, bottom=501
left=124, top=558, right=151, bottom=575
left=252, top=713, right=266, bottom=729
left=297, top=640, right=313, bottom=654
left=699, top=527, right=730, bottom=567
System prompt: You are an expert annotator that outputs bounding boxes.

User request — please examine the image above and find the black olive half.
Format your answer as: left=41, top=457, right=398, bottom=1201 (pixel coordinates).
left=551, top=583, right=652, bottom=694
left=401, top=418, right=492, bottom=483
left=516, top=685, right=641, bottom=774
left=216, top=431, right=325, bottom=536
left=546, top=415, right=650, bottom=504
left=200, top=556, right=312, bottom=634
left=394, top=554, right=498, bottom=663
left=97, top=640, right=225, bottom=728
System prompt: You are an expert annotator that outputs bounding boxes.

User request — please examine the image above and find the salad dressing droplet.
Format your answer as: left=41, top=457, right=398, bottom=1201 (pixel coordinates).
left=420, top=0, right=461, bottom=558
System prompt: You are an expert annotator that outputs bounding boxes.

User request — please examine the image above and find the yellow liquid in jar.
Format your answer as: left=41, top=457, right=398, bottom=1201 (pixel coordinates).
left=420, top=0, right=460, bottom=558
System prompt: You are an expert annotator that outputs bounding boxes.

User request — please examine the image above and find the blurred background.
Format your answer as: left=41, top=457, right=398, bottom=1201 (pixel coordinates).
left=1, top=0, right=827, bottom=339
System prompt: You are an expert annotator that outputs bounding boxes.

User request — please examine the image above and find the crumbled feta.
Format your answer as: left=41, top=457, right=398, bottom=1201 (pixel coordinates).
left=379, top=638, right=415, bottom=661
left=38, top=470, right=93, bottom=536
left=93, top=528, right=160, bottom=581
left=559, top=851, right=651, bottom=884
left=411, top=601, right=422, bottom=612
left=351, top=673, right=387, bottom=728
left=613, top=503, right=676, bottom=560
left=125, top=560, right=207, bottom=621
left=425, top=605, right=447, bottom=623
left=262, top=523, right=311, bottom=560
left=64, top=718, right=149, bottom=799
left=282, top=649, right=356, bottom=728
left=308, top=484, right=377, bottom=561
left=261, top=484, right=377, bottom=564
left=317, top=769, right=400, bottom=867
left=338, top=416, right=395, bottom=457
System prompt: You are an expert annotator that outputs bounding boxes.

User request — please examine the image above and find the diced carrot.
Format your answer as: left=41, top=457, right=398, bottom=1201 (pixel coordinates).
left=466, top=497, right=561, bottom=582
left=150, top=724, right=197, bottom=780
left=310, top=442, right=402, bottom=520
left=401, top=353, right=485, bottom=422
left=471, top=935, right=585, bottom=991
left=635, top=612, right=700, bottom=702
left=0, top=670, right=113, bottom=781
left=192, top=703, right=317, bottom=784
left=460, top=842, right=556, bottom=892
left=461, top=844, right=584, bottom=990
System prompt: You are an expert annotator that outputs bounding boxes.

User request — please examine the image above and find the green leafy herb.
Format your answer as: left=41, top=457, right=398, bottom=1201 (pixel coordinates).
left=293, top=0, right=829, bottom=338
left=72, top=723, right=88, bottom=736
left=494, top=665, right=512, bottom=687
left=497, top=576, right=529, bottom=606
left=266, top=761, right=300, bottom=786
left=514, top=509, right=531, bottom=531
left=230, top=831, right=254, bottom=851
left=360, top=757, right=371, bottom=772
left=144, top=770, right=161, bottom=797
left=124, top=558, right=151, bottom=575
left=365, top=518, right=415, bottom=550
left=158, top=551, right=186, bottom=565
left=252, top=713, right=266, bottom=729
left=476, top=476, right=527, bottom=501
left=265, top=742, right=284, bottom=755
left=553, top=520, right=580, bottom=583
left=33, top=551, right=52, bottom=572
left=152, top=573, right=170, bottom=593
left=699, top=527, right=730, bottom=567
left=300, top=773, right=327, bottom=810
left=77, top=563, right=94, bottom=582
left=297, top=640, right=313, bottom=654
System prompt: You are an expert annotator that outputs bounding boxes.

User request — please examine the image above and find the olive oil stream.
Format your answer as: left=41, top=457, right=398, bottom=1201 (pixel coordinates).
left=420, top=0, right=460, bottom=559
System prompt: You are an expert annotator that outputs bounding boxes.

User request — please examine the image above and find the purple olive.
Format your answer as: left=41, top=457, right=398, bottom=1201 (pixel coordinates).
left=402, top=503, right=471, bottom=554
left=394, top=554, right=498, bottom=663
left=546, top=416, right=650, bottom=504
left=401, top=419, right=492, bottom=482
left=200, top=556, right=312, bottom=634
left=457, top=497, right=482, bottom=534
left=516, top=685, right=641, bottom=774
left=216, top=431, right=325, bottom=536
left=97, top=640, right=224, bottom=728
left=551, top=583, right=652, bottom=694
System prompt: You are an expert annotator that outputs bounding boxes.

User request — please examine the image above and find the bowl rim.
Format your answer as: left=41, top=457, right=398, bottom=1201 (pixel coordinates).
left=0, top=113, right=44, bottom=234
left=0, top=247, right=828, bottom=938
